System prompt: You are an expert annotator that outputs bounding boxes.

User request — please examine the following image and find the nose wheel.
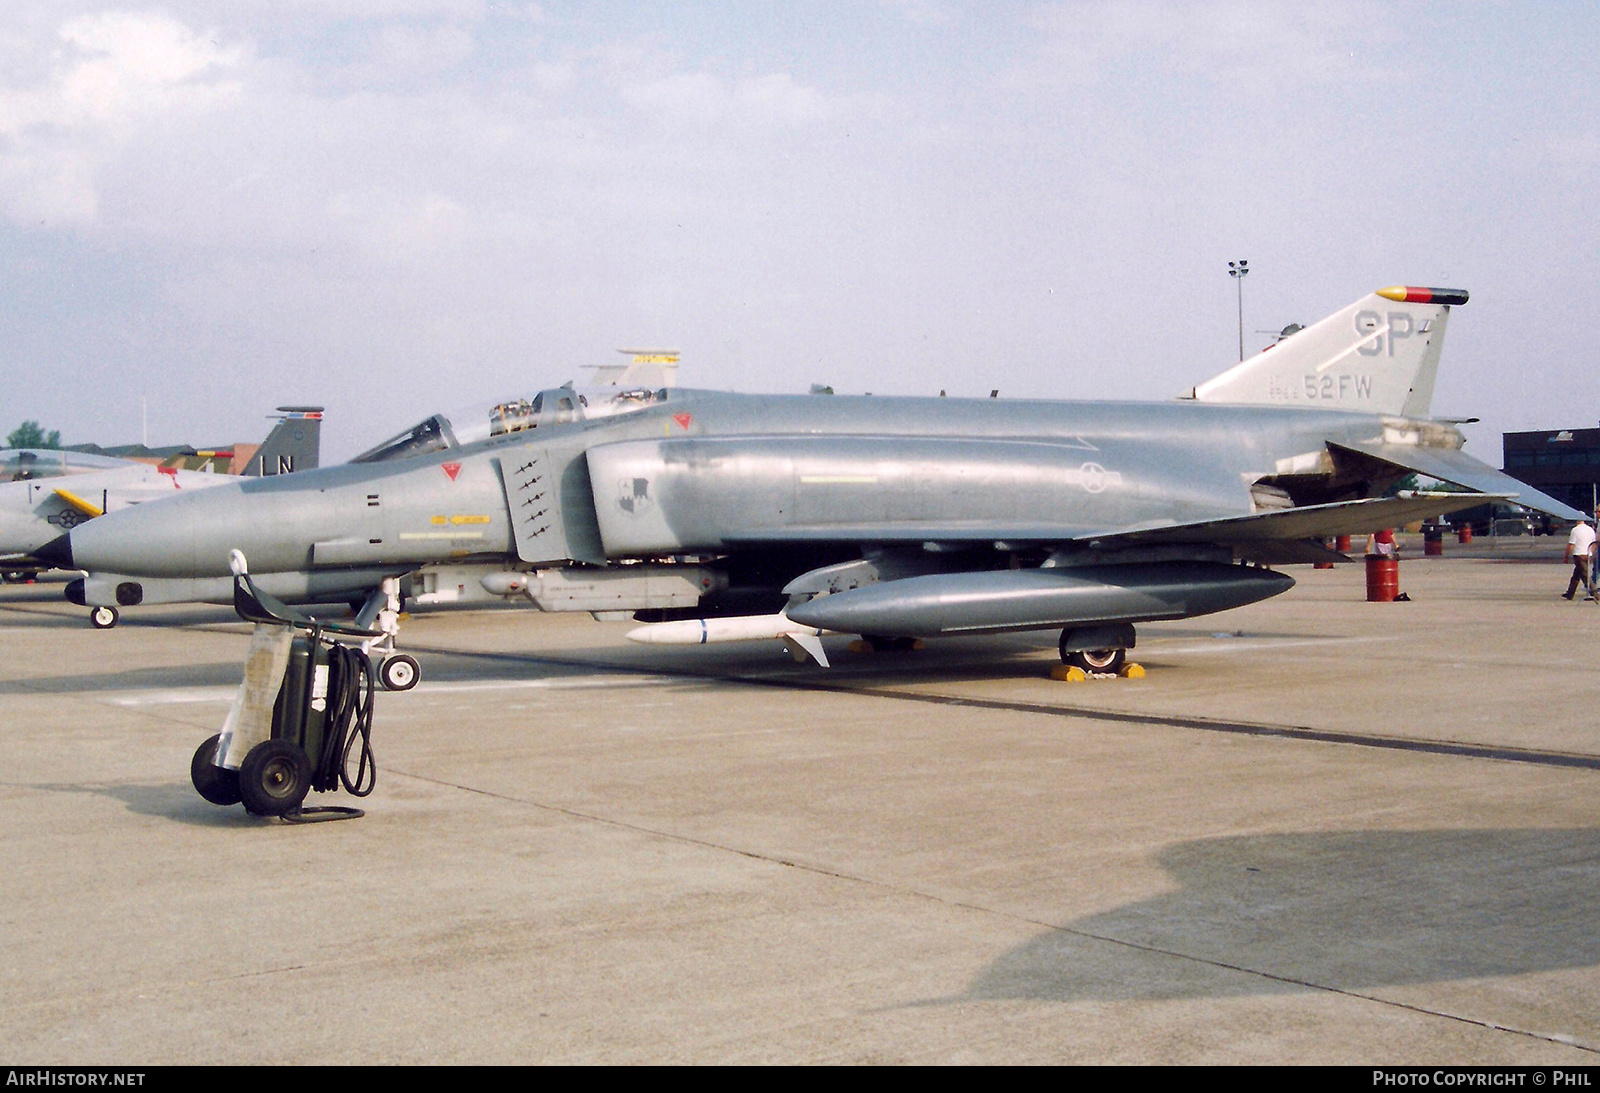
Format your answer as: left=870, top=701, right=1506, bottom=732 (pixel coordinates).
left=89, top=605, right=119, bottom=629
left=378, top=654, right=420, bottom=692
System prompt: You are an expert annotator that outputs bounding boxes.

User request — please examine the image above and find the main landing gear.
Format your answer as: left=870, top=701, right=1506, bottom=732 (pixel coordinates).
left=1057, top=624, right=1134, bottom=676
left=1059, top=642, right=1126, bottom=675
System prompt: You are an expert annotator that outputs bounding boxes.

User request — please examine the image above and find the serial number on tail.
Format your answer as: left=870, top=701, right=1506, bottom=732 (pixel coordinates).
left=1266, top=373, right=1376, bottom=402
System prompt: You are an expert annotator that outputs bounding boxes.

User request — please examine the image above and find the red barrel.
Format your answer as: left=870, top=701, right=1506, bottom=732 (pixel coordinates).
left=1424, top=534, right=1443, bottom=557
left=1366, top=556, right=1399, bottom=602
left=1336, top=534, right=1352, bottom=552
left=1458, top=526, right=1472, bottom=544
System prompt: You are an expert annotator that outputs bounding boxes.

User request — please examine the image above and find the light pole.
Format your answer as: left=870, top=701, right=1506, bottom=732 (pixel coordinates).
left=1228, top=259, right=1249, bottom=361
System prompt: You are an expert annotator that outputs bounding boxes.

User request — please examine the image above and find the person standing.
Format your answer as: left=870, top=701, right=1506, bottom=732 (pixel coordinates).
left=1563, top=516, right=1597, bottom=600
left=1366, top=528, right=1398, bottom=558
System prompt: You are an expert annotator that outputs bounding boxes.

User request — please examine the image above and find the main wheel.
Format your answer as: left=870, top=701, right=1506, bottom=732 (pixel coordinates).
left=2, top=570, right=36, bottom=584
left=378, top=654, right=420, bottom=692
left=89, top=606, right=119, bottom=629
left=1063, top=647, right=1126, bottom=675
left=190, top=735, right=242, bottom=806
left=238, top=739, right=313, bottom=817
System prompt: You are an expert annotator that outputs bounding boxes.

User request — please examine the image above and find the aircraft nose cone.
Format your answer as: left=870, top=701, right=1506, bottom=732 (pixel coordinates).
left=64, top=481, right=248, bottom=578
left=33, top=533, right=74, bottom=570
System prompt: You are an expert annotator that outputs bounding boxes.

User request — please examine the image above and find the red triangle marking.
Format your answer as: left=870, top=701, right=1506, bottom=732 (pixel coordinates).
left=442, top=462, right=461, bottom=481
left=673, top=413, right=693, bottom=430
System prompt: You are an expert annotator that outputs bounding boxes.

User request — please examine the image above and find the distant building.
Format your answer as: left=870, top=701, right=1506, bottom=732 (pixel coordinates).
left=1502, top=428, right=1600, bottom=514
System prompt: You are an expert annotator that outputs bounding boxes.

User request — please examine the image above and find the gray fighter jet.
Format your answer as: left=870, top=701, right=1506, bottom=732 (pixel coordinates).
left=1, top=449, right=139, bottom=482
left=36, top=287, right=1579, bottom=687
left=2, top=408, right=322, bottom=618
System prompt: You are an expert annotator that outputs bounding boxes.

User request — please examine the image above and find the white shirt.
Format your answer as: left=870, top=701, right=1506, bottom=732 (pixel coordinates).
left=1569, top=522, right=1596, bottom=556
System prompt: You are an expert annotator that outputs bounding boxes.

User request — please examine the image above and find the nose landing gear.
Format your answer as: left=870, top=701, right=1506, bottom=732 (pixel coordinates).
left=377, top=653, right=420, bottom=692
left=354, top=577, right=421, bottom=691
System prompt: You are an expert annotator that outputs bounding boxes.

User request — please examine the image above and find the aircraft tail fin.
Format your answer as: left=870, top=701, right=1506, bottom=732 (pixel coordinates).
left=1189, top=287, right=1467, bottom=417
left=244, top=407, right=323, bottom=477
left=583, top=348, right=681, bottom=389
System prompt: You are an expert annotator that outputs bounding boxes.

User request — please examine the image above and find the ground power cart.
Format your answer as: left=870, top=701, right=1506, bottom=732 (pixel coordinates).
left=191, top=570, right=379, bottom=821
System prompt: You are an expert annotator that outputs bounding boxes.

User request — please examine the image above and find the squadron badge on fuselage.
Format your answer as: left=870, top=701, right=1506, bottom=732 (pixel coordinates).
left=618, top=477, right=652, bottom=516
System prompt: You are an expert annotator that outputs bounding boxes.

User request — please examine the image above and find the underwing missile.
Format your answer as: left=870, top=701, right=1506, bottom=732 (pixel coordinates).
left=626, top=612, right=832, bottom=666
left=625, top=612, right=829, bottom=646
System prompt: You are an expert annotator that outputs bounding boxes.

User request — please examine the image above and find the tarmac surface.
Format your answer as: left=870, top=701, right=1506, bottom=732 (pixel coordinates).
left=3, top=534, right=1600, bottom=1064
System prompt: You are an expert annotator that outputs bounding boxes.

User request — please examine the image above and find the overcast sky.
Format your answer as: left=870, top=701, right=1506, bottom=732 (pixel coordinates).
left=2, top=1, right=1596, bottom=461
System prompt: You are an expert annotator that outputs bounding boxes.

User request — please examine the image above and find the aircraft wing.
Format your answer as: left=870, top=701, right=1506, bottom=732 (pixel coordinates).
left=721, top=491, right=1498, bottom=559
left=721, top=522, right=1114, bottom=546
left=1333, top=441, right=1583, bottom=521
left=1101, top=491, right=1503, bottom=563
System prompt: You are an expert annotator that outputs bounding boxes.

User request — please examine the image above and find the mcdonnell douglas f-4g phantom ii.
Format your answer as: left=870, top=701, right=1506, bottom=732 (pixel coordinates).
left=36, top=287, right=1581, bottom=688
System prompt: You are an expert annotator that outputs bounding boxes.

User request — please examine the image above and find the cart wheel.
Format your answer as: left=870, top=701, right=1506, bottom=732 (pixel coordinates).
left=378, top=654, right=420, bottom=692
left=190, top=735, right=242, bottom=806
left=89, top=606, right=119, bottom=629
left=238, top=740, right=312, bottom=817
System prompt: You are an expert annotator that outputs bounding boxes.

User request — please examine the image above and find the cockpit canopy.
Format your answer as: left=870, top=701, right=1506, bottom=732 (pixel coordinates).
left=1, top=449, right=134, bottom=481
left=351, top=386, right=670, bottom=464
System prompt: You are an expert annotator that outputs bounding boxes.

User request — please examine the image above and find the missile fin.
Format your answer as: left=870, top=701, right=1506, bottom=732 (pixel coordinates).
left=782, top=631, right=830, bottom=668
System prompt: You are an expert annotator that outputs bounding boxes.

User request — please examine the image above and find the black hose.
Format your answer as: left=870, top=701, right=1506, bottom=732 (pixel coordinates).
left=315, top=642, right=377, bottom=797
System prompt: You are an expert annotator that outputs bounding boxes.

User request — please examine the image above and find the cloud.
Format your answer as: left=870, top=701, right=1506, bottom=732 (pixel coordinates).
left=1542, top=132, right=1600, bottom=171
left=619, top=69, right=835, bottom=129
left=0, top=10, right=242, bottom=225
left=1016, top=0, right=1398, bottom=90
left=326, top=186, right=472, bottom=263
left=878, top=0, right=958, bottom=29
left=368, top=21, right=476, bottom=74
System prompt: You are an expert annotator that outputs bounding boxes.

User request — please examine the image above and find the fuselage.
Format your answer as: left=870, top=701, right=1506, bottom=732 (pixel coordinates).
left=52, top=388, right=1442, bottom=588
